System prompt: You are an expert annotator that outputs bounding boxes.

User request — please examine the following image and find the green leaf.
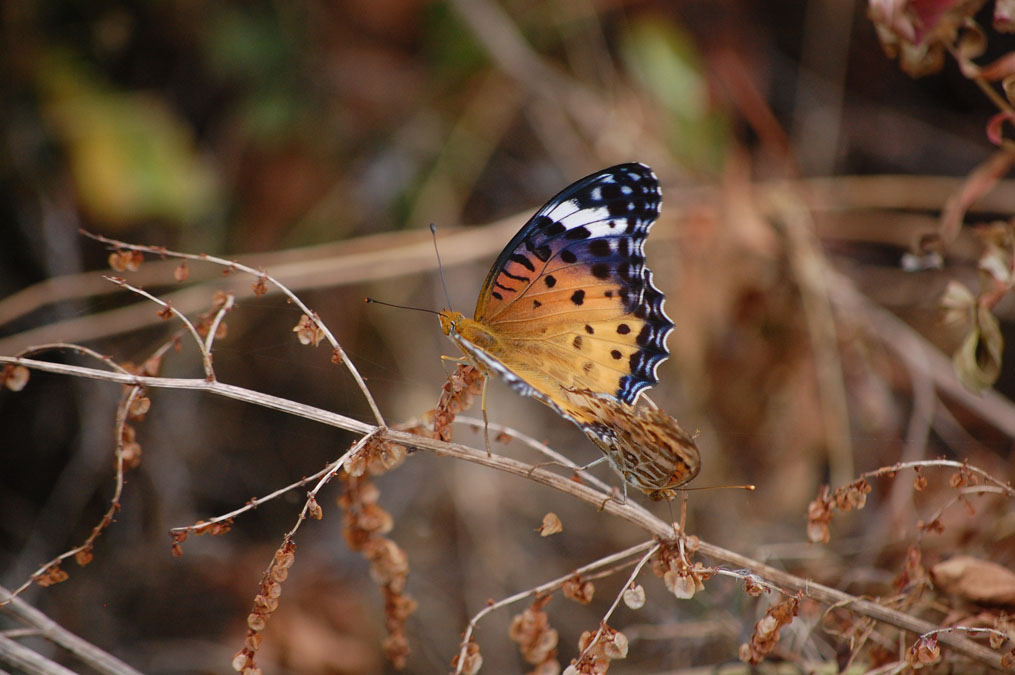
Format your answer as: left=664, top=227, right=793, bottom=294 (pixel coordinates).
left=37, top=51, right=219, bottom=229
left=620, top=17, right=728, bottom=173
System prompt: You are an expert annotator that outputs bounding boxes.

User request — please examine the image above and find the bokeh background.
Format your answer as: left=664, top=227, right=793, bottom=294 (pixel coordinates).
left=2, top=1, right=1014, bottom=673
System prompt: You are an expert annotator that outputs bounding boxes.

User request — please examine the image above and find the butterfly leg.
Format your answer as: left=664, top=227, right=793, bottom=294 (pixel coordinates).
left=597, top=485, right=626, bottom=511
left=480, top=376, right=492, bottom=457
left=439, top=354, right=470, bottom=371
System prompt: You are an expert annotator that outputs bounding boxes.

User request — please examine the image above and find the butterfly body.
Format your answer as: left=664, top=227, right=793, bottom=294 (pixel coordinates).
left=439, top=163, right=700, bottom=496
left=569, top=390, right=700, bottom=500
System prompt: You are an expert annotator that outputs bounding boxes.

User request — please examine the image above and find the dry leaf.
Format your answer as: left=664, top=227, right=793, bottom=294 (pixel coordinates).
left=539, top=512, right=563, bottom=537
left=623, top=584, right=646, bottom=609
left=931, top=556, right=1015, bottom=605
left=953, top=304, right=1004, bottom=392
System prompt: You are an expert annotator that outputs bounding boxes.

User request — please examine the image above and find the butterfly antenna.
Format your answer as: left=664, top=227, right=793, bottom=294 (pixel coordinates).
left=680, top=483, right=756, bottom=492
left=430, top=223, right=453, bottom=311
left=364, top=298, right=441, bottom=317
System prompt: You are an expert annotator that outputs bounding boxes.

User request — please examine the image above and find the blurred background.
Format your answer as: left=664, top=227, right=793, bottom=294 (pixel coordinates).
left=2, top=1, right=1014, bottom=673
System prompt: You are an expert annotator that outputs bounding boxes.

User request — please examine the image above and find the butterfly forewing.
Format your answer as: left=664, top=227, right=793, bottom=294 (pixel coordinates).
left=472, top=163, right=674, bottom=404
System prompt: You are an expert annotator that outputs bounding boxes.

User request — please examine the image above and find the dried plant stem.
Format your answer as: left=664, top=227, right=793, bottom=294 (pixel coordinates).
left=0, top=353, right=1005, bottom=669
left=454, top=541, right=658, bottom=674
left=1, top=365, right=141, bottom=603
left=453, top=414, right=616, bottom=494
left=577, top=543, right=661, bottom=662
left=0, top=586, right=143, bottom=675
left=202, top=291, right=234, bottom=354
left=171, top=464, right=337, bottom=535
left=104, top=275, right=216, bottom=379
left=860, top=459, right=1015, bottom=496
left=81, top=230, right=385, bottom=426
left=15, top=343, right=132, bottom=374
left=283, top=429, right=381, bottom=540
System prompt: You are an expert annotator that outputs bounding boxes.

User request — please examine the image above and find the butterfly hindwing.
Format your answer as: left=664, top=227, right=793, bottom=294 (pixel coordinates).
left=472, top=163, right=674, bottom=404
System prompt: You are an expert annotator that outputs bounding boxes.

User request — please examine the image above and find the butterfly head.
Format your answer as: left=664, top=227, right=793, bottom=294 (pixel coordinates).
left=439, top=310, right=496, bottom=350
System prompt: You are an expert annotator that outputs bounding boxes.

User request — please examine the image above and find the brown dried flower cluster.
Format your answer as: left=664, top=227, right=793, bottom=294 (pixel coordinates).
left=451, top=640, right=483, bottom=675
left=33, top=563, right=70, bottom=587
left=1, top=364, right=30, bottom=391
left=232, top=541, right=296, bottom=674
left=292, top=313, right=325, bottom=347
left=893, top=545, right=928, bottom=595
left=508, top=595, right=559, bottom=673
left=948, top=462, right=980, bottom=489
left=108, top=249, right=145, bottom=272
left=345, top=437, right=407, bottom=477
left=738, top=594, right=800, bottom=665
left=994, top=613, right=1015, bottom=668
left=565, top=623, right=628, bottom=674
left=905, top=633, right=941, bottom=668
left=652, top=539, right=710, bottom=600
left=338, top=471, right=417, bottom=668
left=428, top=364, right=484, bottom=441
left=807, top=479, right=872, bottom=543
left=196, top=310, right=229, bottom=341
left=170, top=517, right=235, bottom=557
left=120, top=423, right=142, bottom=469
left=562, top=575, right=595, bottom=605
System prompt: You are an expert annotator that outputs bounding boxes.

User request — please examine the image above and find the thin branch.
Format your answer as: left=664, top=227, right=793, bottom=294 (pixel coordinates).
left=14, top=343, right=132, bottom=375
left=860, top=459, right=1015, bottom=497
left=2, top=383, right=141, bottom=602
left=170, top=463, right=335, bottom=535
left=0, top=354, right=1006, bottom=669
left=0, top=586, right=143, bottom=675
left=104, top=275, right=215, bottom=379
left=81, top=230, right=386, bottom=427
left=577, top=542, right=661, bottom=662
left=283, top=429, right=381, bottom=541
left=453, top=414, right=616, bottom=494
left=0, top=635, right=79, bottom=675
left=454, top=541, right=658, bottom=675
left=202, top=291, right=234, bottom=354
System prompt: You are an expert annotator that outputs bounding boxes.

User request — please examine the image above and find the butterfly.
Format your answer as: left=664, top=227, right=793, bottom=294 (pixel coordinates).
left=439, top=163, right=700, bottom=498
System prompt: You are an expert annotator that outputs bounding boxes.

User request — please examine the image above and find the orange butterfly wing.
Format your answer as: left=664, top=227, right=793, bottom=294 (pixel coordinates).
left=469, top=163, right=673, bottom=409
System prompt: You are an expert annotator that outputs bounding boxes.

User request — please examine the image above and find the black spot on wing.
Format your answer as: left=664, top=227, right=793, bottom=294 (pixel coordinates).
left=570, top=290, right=585, bottom=305
left=501, top=269, right=530, bottom=283
left=589, top=240, right=611, bottom=257
left=544, top=221, right=566, bottom=237
left=636, top=324, right=650, bottom=346
left=509, top=254, right=535, bottom=272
